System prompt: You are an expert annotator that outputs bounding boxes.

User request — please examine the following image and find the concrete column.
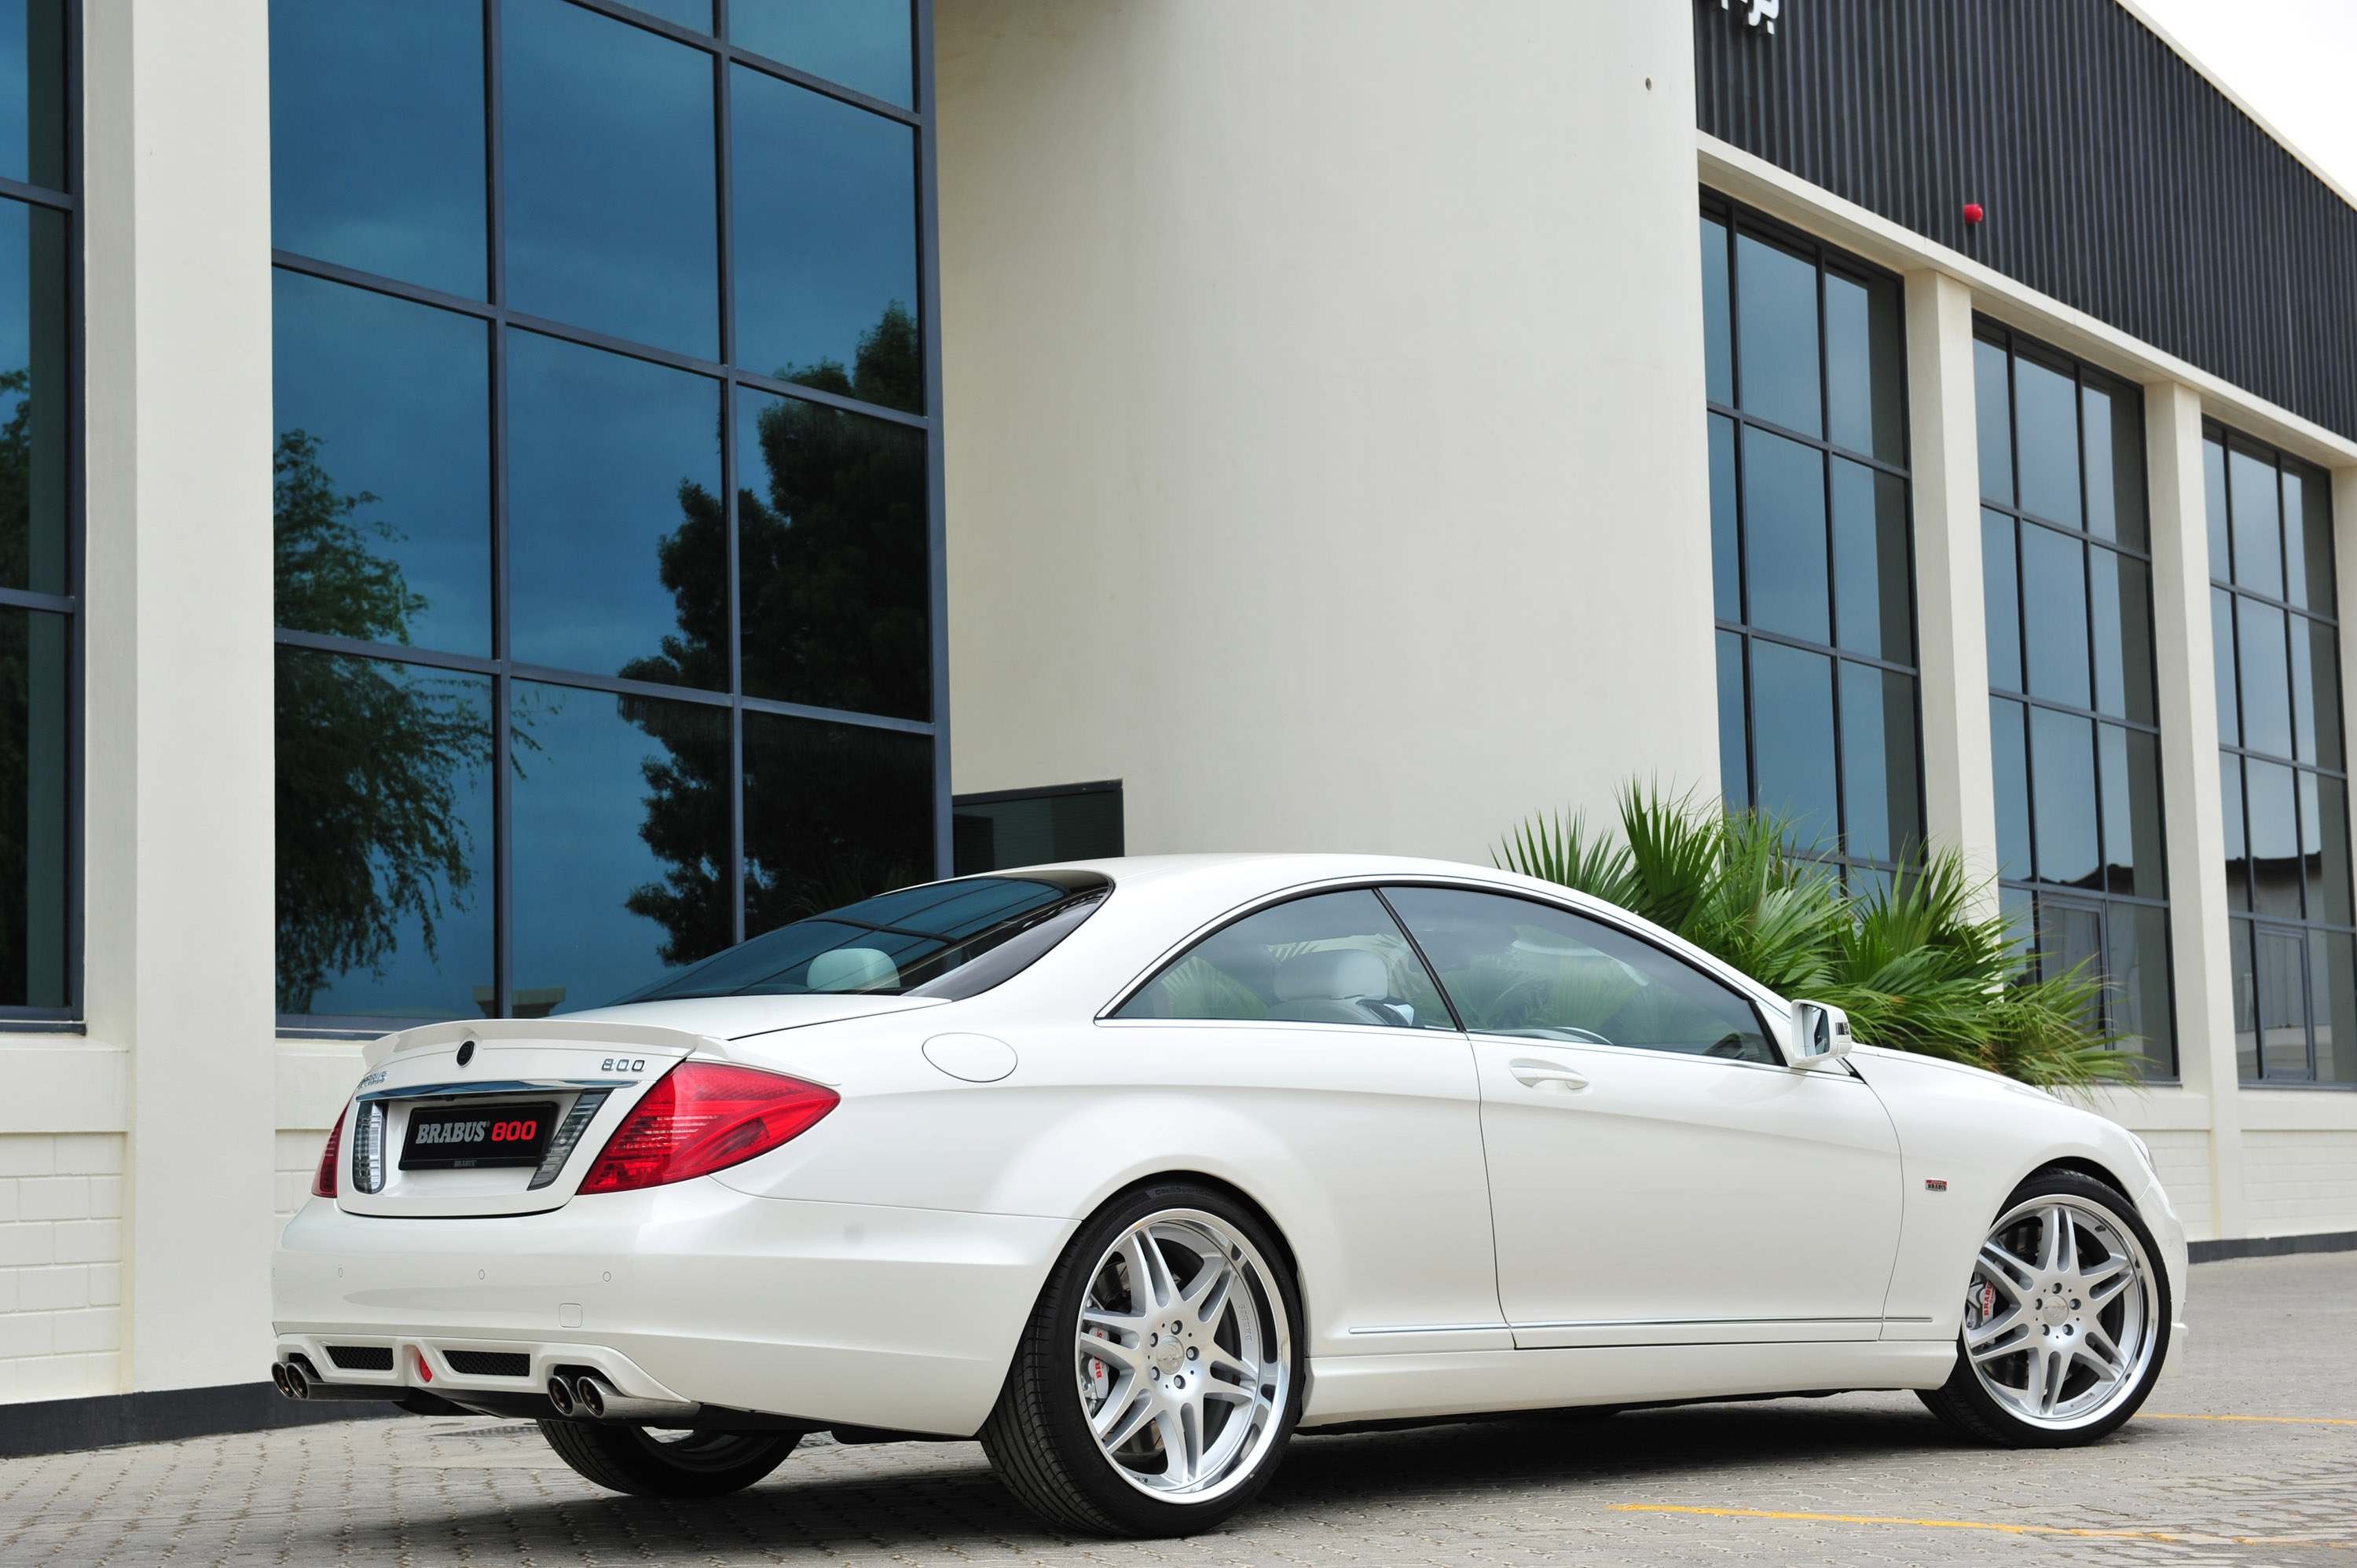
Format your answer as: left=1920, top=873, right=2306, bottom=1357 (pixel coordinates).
left=1903, top=270, right=1998, bottom=903
left=82, top=2, right=280, bottom=1393
left=2146, top=381, right=2244, bottom=1240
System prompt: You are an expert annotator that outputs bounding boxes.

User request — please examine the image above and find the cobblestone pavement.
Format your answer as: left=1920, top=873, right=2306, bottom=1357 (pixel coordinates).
left=3, top=1251, right=2353, bottom=1567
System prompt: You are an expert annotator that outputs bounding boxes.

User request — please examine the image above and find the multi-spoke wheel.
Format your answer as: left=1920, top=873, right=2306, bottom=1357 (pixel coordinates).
left=1919, top=1168, right=2169, bottom=1447
left=982, top=1181, right=1301, bottom=1536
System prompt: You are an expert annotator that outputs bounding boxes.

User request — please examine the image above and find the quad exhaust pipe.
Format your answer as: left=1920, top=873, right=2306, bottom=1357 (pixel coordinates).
left=549, top=1370, right=700, bottom=1424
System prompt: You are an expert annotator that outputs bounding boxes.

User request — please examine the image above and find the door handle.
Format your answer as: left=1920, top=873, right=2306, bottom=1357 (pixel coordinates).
left=1509, top=1059, right=1590, bottom=1092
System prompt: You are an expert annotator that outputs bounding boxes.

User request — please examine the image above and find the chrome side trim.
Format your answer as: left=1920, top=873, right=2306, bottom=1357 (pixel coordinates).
left=355, top=1078, right=640, bottom=1104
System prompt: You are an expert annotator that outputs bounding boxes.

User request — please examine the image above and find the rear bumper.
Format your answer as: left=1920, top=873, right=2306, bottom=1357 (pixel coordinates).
left=273, top=1179, right=1073, bottom=1436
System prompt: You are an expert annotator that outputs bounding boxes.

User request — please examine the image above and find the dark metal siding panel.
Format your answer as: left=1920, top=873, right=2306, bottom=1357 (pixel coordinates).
left=1695, top=0, right=2357, bottom=442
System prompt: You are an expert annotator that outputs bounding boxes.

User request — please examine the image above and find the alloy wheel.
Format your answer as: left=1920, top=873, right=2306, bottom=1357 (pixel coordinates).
left=1072, top=1209, right=1292, bottom=1501
left=1962, top=1194, right=2159, bottom=1430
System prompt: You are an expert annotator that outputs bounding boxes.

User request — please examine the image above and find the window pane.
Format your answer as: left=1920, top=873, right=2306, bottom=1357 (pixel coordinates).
left=507, top=332, right=724, bottom=686
left=743, top=711, right=933, bottom=935
left=2212, top=587, right=2239, bottom=746
left=2014, top=356, right=2080, bottom=529
left=2247, top=757, right=2300, bottom=919
left=1982, top=510, right=2021, bottom=691
left=1974, top=337, right=2012, bottom=506
left=2237, top=598, right=2293, bottom=760
left=2022, top=522, right=2091, bottom=709
left=2282, top=467, right=2313, bottom=610
left=1824, top=266, right=1902, bottom=463
left=0, top=605, right=63, bottom=1006
left=273, top=270, right=492, bottom=656
left=1116, top=888, right=1448, bottom=1030
left=634, top=0, right=713, bottom=29
left=2082, top=383, right=2118, bottom=543
left=1735, top=231, right=1819, bottom=437
left=274, top=648, right=492, bottom=1024
left=2310, top=618, right=2344, bottom=770
left=503, top=0, right=717, bottom=357
left=732, top=0, right=915, bottom=108
left=1716, top=629, right=1747, bottom=811
left=2228, top=446, right=2283, bottom=597
left=1992, top=695, right=2032, bottom=882
left=2108, top=900, right=2173, bottom=1075
left=2291, top=610, right=2318, bottom=763
left=2205, top=436, right=2230, bottom=581
left=1832, top=459, right=1909, bottom=660
left=2102, top=723, right=2165, bottom=901
left=1383, top=886, right=1771, bottom=1061
left=2293, top=462, right=2337, bottom=614
left=2090, top=549, right=2155, bottom=725
left=1839, top=661, right=1919, bottom=865
left=2231, top=917, right=2258, bottom=1077
left=2256, top=925, right=2311, bottom=1079
left=2030, top=706, right=2099, bottom=887
left=2036, top=898, right=2102, bottom=1019
left=0, top=0, right=62, bottom=190
left=1710, top=414, right=1738, bottom=623
left=1700, top=215, right=1731, bottom=406
left=511, top=680, right=732, bottom=1013
left=736, top=387, right=931, bottom=719
left=269, top=0, right=486, bottom=298
left=1750, top=640, right=1837, bottom=850
left=1743, top=429, right=1827, bottom=644
left=2318, top=774, right=2355, bottom=928
left=731, top=64, right=920, bottom=410
left=2312, top=930, right=2357, bottom=1085
left=0, top=196, right=67, bottom=596
left=2221, top=754, right=2249, bottom=910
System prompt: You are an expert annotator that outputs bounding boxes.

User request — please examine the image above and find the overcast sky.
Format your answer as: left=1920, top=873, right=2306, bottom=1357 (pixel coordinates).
left=2130, top=0, right=2357, bottom=196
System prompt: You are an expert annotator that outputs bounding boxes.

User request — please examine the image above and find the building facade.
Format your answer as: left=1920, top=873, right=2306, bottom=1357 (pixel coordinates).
left=1, top=0, right=2354, bottom=1445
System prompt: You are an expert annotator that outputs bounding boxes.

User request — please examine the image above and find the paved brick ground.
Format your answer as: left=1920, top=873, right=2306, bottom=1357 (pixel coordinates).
left=2, top=1251, right=2353, bottom=1566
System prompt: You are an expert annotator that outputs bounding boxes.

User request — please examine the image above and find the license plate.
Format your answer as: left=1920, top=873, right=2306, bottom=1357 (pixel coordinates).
left=400, top=1102, right=559, bottom=1171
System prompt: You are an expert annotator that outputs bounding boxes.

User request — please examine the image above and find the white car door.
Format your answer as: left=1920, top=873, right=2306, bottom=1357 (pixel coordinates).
left=1384, top=885, right=1903, bottom=1348
left=1105, top=888, right=1503, bottom=1357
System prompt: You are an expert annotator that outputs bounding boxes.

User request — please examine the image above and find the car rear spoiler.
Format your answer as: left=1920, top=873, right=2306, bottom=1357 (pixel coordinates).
left=361, top=1017, right=735, bottom=1072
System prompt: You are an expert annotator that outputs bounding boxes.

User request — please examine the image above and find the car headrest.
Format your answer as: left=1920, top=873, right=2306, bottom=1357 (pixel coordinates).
left=807, top=947, right=899, bottom=992
left=1274, top=947, right=1389, bottom=1002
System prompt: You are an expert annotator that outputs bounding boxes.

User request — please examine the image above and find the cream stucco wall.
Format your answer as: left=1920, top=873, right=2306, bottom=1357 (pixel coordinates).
left=935, top=0, right=1719, bottom=863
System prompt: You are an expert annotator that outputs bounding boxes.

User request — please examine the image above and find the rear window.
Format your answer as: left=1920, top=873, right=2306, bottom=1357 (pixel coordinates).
left=618, top=873, right=1110, bottom=1002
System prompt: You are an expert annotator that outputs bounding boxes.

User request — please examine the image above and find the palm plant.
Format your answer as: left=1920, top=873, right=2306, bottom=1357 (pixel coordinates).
left=1497, top=782, right=2139, bottom=1094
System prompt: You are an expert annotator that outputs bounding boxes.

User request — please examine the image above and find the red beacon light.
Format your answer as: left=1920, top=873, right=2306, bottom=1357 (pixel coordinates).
left=1963, top=202, right=1985, bottom=225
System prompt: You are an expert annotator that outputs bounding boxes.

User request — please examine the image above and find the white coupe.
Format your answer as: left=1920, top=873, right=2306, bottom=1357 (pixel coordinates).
left=273, top=854, right=2187, bottom=1537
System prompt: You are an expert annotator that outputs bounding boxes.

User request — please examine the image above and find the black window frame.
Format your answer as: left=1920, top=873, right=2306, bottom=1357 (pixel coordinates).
left=1702, top=189, right=1925, bottom=891
left=1975, top=318, right=2176, bottom=1079
left=2208, top=419, right=2355, bottom=1086
left=0, top=0, right=81, bottom=1031
left=271, top=0, right=948, bottom=1035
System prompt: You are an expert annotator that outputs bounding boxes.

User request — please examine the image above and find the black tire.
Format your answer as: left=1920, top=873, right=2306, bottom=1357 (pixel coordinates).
left=535, top=1420, right=801, bottom=1497
left=1917, top=1168, right=2171, bottom=1449
left=980, top=1180, right=1305, bottom=1537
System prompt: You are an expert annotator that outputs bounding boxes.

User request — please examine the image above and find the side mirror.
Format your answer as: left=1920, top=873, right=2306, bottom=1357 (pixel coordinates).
left=1788, top=1000, right=1853, bottom=1068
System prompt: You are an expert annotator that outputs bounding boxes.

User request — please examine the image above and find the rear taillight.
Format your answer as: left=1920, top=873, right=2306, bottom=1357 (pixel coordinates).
left=313, top=1107, right=346, bottom=1199
left=578, top=1062, right=838, bottom=1194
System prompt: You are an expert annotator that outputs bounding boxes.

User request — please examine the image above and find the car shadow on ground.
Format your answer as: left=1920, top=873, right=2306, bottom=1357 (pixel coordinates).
left=315, top=1398, right=2090, bottom=1558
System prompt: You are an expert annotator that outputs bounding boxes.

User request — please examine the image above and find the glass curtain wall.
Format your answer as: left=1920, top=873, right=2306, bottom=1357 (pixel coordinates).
left=2208, top=425, right=2355, bottom=1085
left=1975, top=322, right=2173, bottom=1075
left=270, top=0, right=938, bottom=1030
left=1701, top=193, right=1922, bottom=890
left=0, top=2, right=70, bottom=1020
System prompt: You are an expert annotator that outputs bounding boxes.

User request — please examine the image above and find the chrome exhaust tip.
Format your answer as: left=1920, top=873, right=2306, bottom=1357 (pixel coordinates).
left=574, top=1374, right=606, bottom=1419
left=281, top=1360, right=312, bottom=1400
left=571, top=1372, right=699, bottom=1423
left=270, top=1361, right=293, bottom=1398
left=546, top=1375, right=577, bottom=1416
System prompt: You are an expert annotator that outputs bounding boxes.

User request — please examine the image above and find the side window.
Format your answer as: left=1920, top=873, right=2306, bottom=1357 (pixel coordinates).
left=1115, top=890, right=1454, bottom=1031
left=1384, top=886, right=1775, bottom=1064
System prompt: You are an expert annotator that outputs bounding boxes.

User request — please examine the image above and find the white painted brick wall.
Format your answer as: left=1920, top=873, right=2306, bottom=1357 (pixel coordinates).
left=0, top=1133, right=126, bottom=1404
left=2243, top=1129, right=2357, bottom=1235
left=2139, top=1128, right=2216, bottom=1239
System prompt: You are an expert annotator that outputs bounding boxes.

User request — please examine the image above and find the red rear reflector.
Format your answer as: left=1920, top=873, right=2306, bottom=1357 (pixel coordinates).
left=578, top=1062, right=838, bottom=1194
left=313, top=1107, right=346, bottom=1199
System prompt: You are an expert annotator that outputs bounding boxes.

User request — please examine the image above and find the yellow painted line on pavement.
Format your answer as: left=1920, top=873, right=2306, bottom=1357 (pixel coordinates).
left=1613, top=1504, right=2354, bottom=1547
left=2143, top=1412, right=2357, bottom=1426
